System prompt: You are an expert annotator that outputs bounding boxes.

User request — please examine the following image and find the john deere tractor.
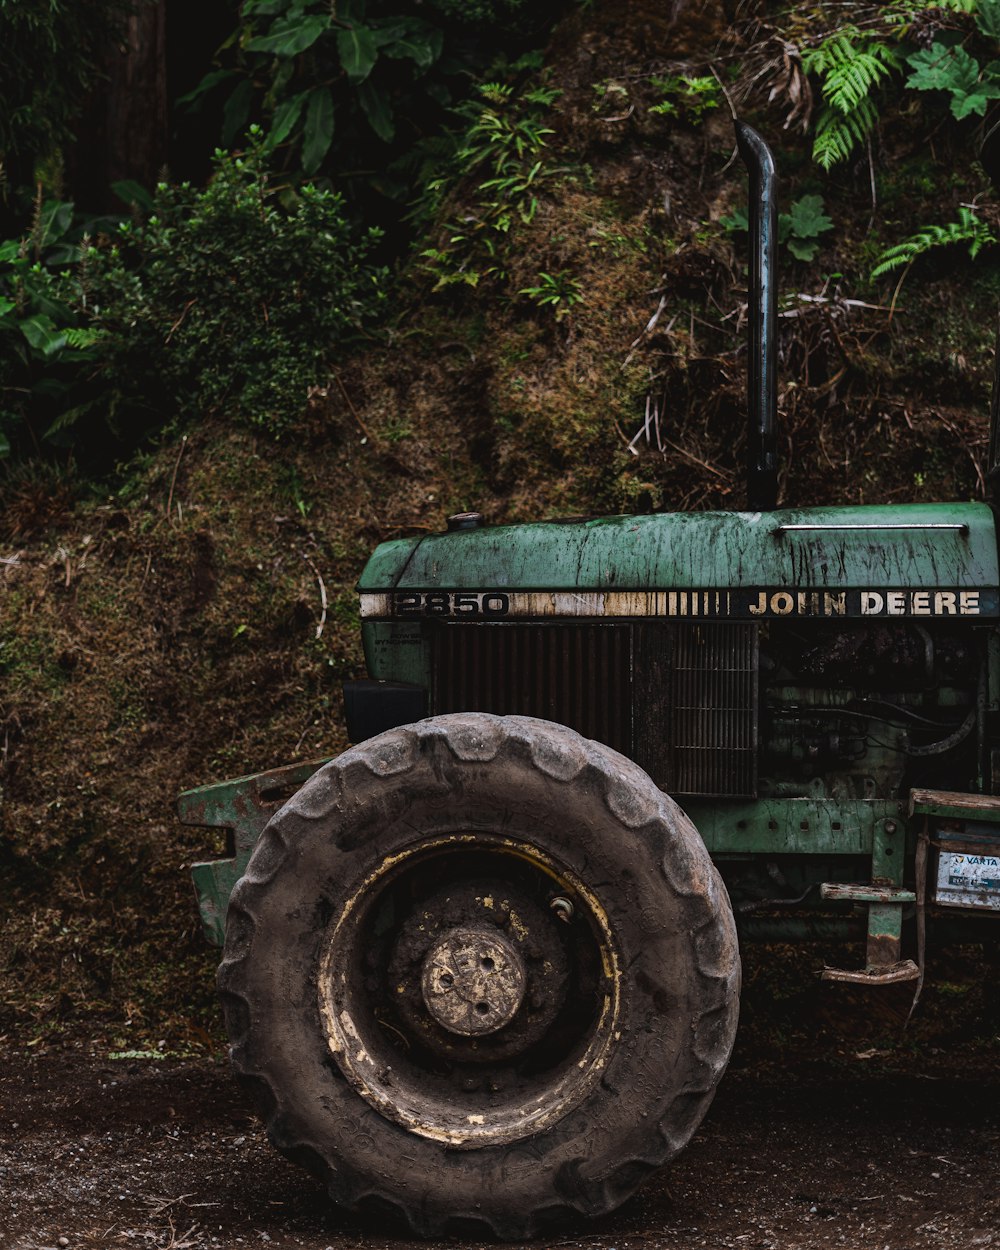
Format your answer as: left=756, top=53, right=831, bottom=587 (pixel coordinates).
left=179, top=122, right=1000, bottom=1237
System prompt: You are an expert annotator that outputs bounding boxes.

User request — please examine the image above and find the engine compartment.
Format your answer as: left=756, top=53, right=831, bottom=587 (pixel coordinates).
left=759, top=620, right=985, bottom=802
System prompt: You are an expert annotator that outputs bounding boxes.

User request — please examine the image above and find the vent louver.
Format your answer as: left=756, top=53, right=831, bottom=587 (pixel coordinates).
left=668, top=622, right=758, bottom=797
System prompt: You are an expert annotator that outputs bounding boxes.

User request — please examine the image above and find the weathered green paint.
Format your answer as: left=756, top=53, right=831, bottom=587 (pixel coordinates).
left=855, top=814, right=908, bottom=968
left=181, top=757, right=329, bottom=945
left=362, top=621, right=431, bottom=688
left=867, top=903, right=903, bottom=941
left=681, top=797, right=901, bottom=856
left=359, top=535, right=422, bottom=589
left=190, top=860, right=244, bottom=949
left=188, top=494, right=1000, bottom=952
left=909, top=793, right=1000, bottom=822
left=185, top=790, right=903, bottom=943
left=357, top=504, right=998, bottom=596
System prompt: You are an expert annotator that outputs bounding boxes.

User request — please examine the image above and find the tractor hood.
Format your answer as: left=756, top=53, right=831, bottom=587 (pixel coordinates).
left=359, top=503, right=1000, bottom=621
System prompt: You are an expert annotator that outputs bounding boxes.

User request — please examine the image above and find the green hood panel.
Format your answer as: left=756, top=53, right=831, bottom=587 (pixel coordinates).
left=359, top=504, right=998, bottom=597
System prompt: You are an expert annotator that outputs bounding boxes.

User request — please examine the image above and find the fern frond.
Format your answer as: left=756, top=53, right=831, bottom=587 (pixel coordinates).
left=827, top=50, right=898, bottom=113
left=63, top=326, right=103, bottom=348
left=803, top=33, right=901, bottom=115
left=811, top=97, right=878, bottom=169
left=871, top=207, right=997, bottom=278
left=802, top=31, right=854, bottom=77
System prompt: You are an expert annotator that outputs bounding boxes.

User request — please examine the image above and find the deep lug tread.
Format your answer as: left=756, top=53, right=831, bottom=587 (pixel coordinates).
left=219, top=714, right=740, bottom=1238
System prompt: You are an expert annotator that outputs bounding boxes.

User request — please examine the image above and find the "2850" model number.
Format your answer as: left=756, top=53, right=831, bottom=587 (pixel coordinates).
left=394, top=591, right=511, bottom=617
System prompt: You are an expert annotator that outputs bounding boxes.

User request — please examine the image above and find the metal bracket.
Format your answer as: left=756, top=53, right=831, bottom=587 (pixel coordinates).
left=180, top=755, right=330, bottom=946
left=818, top=878, right=919, bottom=984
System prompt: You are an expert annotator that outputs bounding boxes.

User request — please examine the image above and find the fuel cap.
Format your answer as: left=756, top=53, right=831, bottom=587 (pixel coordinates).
left=446, top=511, right=484, bottom=532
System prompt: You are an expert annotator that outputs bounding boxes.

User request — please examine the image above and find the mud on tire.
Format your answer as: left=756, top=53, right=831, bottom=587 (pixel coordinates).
left=218, top=714, right=740, bottom=1239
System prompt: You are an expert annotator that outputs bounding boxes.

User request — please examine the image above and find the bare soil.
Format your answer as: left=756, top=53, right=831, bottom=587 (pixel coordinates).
left=1, top=1043, right=998, bottom=1250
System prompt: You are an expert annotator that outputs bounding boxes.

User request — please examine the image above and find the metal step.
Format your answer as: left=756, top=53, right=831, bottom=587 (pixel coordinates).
left=820, top=883, right=916, bottom=904
left=821, top=959, right=920, bottom=986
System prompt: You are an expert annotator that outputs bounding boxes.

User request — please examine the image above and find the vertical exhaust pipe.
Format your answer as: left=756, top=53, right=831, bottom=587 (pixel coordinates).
left=735, top=121, right=778, bottom=511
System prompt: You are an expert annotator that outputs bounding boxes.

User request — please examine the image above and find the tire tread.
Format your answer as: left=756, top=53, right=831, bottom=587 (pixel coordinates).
left=219, top=714, right=739, bottom=1238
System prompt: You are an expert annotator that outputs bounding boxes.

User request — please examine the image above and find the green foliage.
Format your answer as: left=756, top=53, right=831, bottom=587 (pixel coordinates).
left=721, top=194, right=834, bottom=263
left=187, top=0, right=565, bottom=206
left=802, top=30, right=902, bottom=169
left=780, top=194, right=834, bottom=261
left=518, top=270, right=583, bottom=313
left=648, top=74, right=722, bottom=123
left=590, top=80, right=630, bottom=119
left=419, top=83, right=559, bottom=290
left=870, top=205, right=997, bottom=277
left=226, top=0, right=446, bottom=171
left=0, top=131, right=388, bottom=457
left=882, top=0, right=980, bottom=27
left=85, top=129, right=388, bottom=437
left=978, top=0, right=1000, bottom=38
left=0, top=0, right=131, bottom=193
left=812, top=94, right=883, bottom=171
left=0, top=198, right=103, bottom=458
left=905, top=42, right=1000, bottom=119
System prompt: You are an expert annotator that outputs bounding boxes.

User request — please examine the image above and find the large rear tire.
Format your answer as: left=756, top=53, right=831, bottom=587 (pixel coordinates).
left=218, top=714, right=740, bottom=1238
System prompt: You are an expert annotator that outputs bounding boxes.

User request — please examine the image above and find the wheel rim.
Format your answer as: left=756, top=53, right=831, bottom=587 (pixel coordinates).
left=317, top=834, right=621, bottom=1148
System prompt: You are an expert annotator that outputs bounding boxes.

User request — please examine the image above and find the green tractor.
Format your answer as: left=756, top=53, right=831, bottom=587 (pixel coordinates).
left=179, top=122, right=1000, bottom=1237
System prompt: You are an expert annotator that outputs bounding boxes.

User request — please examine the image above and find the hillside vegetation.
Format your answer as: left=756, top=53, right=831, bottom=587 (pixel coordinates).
left=1, top=0, right=999, bottom=1052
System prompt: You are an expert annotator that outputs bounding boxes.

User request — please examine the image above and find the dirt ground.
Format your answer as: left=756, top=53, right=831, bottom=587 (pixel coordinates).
left=2, top=1039, right=997, bottom=1250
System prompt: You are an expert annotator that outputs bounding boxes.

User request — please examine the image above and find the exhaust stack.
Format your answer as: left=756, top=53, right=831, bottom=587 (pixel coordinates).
left=735, top=121, right=778, bottom=512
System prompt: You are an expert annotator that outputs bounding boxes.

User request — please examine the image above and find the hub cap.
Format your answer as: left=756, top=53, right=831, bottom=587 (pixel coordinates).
left=421, top=926, right=526, bottom=1036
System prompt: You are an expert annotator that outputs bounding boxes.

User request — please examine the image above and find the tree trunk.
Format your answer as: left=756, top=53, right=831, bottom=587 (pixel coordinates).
left=66, top=1, right=169, bottom=212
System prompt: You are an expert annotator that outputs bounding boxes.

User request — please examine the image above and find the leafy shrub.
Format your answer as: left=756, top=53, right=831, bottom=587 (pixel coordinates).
left=0, top=131, right=388, bottom=458
left=187, top=0, right=567, bottom=212
left=84, top=129, right=388, bottom=437
left=224, top=0, right=448, bottom=169
left=419, top=82, right=559, bottom=289
left=905, top=41, right=1000, bottom=119
left=798, top=3, right=1000, bottom=172
left=779, top=195, right=835, bottom=262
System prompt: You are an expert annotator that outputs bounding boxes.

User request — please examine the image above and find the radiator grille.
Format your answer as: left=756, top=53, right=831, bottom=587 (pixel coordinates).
left=431, top=623, right=632, bottom=757
left=430, top=620, right=757, bottom=798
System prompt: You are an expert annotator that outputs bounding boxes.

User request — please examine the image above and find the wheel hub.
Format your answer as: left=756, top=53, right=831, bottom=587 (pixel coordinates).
left=387, top=877, right=569, bottom=1062
left=421, top=926, right=526, bottom=1036
left=318, top=836, right=621, bottom=1147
